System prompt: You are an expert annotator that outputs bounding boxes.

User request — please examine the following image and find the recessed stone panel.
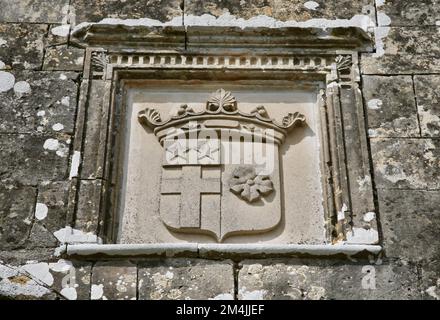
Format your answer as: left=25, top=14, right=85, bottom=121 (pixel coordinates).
left=117, top=82, right=326, bottom=245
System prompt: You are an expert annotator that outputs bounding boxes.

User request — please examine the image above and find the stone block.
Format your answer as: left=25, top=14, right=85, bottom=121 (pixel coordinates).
left=0, top=259, right=90, bottom=300
left=238, top=259, right=421, bottom=299
left=378, top=189, right=440, bottom=262
left=0, top=70, right=78, bottom=134
left=91, top=261, right=137, bottom=300
left=375, top=0, right=440, bottom=26
left=185, top=0, right=274, bottom=20
left=370, top=138, right=440, bottom=189
left=0, top=263, right=58, bottom=300
left=0, top=248, right=56, bottom=265
left=28, top=181, right=71, bottom=248
left=0, top=134, right=70, bottom=185
left=71, top=0, right=183, bottom=24
left=49, top=259, right=92, bottom=300
left=0, top=0, right=69, bottom=23
left=185, top=0, right=375, bottom=21
left=0, top=185, right=36, bottom=250
left=414, top=75, right=440, bottom=137
left=361, top=27, right=440, bottom=74
left=43, top=45, right=84, bottom=71
left=45, top=25, right=70, bottom=47
left=272, top=0, right=375, bottom=21
left=79, top=80, right=110, bottom=180
left=362, top=75, right=419, bottom=137
left=74, top=179, right=105, bottom=234
left=0, top=23, right=46, bottom=70
left=138, top=259, right=234, bottom=300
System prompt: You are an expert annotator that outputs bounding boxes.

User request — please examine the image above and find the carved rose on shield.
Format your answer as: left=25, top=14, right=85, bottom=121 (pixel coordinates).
left=229, top=166, right=273, bottom=203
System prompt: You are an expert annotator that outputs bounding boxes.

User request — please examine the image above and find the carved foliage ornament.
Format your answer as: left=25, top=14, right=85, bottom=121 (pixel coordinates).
left=138, top=88, right=306, bottom=140
left=230, top=166, right=273, bottom=203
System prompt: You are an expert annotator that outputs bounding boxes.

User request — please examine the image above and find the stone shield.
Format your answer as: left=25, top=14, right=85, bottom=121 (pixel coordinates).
left=159, top=138, right=281, bottom=242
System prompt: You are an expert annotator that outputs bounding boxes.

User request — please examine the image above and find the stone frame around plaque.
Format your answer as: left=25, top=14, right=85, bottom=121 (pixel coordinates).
left=60, top=24, right=380, bottom=256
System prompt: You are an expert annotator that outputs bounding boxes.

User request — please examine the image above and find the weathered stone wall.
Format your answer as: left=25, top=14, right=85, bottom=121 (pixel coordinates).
left=0, top=0, right=438, bottom=300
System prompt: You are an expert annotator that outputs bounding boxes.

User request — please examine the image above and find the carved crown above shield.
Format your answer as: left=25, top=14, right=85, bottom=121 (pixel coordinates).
left=138, top=88, right=306, bottom=145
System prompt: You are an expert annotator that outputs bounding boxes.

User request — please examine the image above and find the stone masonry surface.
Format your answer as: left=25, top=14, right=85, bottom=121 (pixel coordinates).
left=0, top=0, right=439, bottom=300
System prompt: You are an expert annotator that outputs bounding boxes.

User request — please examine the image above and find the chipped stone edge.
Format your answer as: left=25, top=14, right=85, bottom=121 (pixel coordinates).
left=65, top=243, right=382, bottom=258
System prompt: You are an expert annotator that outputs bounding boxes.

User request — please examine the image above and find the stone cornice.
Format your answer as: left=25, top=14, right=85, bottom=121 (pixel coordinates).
left=71, top=23, right=373, bottom=52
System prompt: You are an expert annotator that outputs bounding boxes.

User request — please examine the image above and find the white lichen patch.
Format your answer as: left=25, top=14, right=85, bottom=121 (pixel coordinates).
left=56, top=144, right=69, bottom=157
left=52, top=123, right=64, bottom=131
left=69, top=151, right=81, bottom=179
left=0, top=38, right=7, bottom=47
left=346, top=227, right=379, bottom=244
left=60, top=286, right=77, bottom=300
left=0, top=71, right=15, bottom=92
left=51, top=25, right=70, bottom=37
left=0, top=277, right=50, bottom=298
left=0, top=263, right=19, bottom=279
left=91, top=284, right=104, bottom=300
left=59, top=73, right=67, bottom=80
left=368, top=129, right=378, bottom=137
left=61, top=96, right=70, bottom=107
left=0, top=60, right=5, bottom=69
left=53, top=226, right=101, bottom=244
left=425, top=279, right=440, bottom=300
left=367, top=98, right=383, bottom=110
left=304, top=1, right=320, bottom=10
left=43, top=138, right=69, bottom=157
left=363, top=211, right=376, bottom=222
left=337, top=203, right=348, bottom=221
left=377, top=12, right=391, bottom=26
left=35, top=203, right=48, bottom=220
left=49, top=259, right=73, bottom=273
left=13, top=81, right=31, bottom=97
left=37, top=110, right=46, bottom=117
left=54, top=244, right=67, bottom=257
left=21, top=262, right=54, bottom=286
left=183, top=13, right=375, bottom=31
left=74, top=12, right=375, bottom=33
left=43, top=138, right=59, bottom=151
left=210, top=293, right=234, bottom=300
left=75, top=56, right=84, bottom=65
left=372, top=27, right=390, bottom=57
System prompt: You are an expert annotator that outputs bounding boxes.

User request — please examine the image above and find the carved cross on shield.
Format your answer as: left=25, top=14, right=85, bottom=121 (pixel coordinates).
left=138, top=89, right=305, bottom=242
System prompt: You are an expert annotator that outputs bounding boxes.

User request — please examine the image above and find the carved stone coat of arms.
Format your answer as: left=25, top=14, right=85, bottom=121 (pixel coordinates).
left=138, top=89, right=305, bottom=242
